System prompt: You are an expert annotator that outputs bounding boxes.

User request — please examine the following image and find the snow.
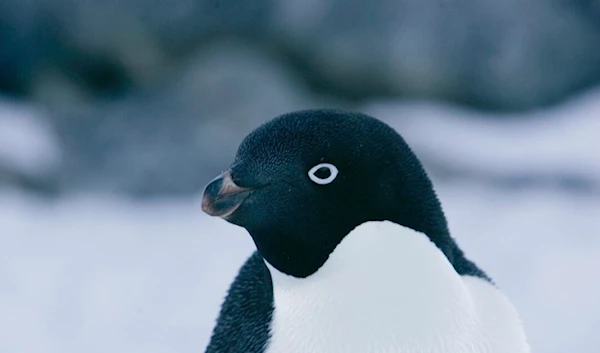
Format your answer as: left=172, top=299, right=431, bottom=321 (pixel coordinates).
left=365, top=86, right=600, bottom=183
left=0, top=192, right=255, bottom=353
left=0, top=100, right=61, bottom=177
left=0, top=186, right=598, bottom=353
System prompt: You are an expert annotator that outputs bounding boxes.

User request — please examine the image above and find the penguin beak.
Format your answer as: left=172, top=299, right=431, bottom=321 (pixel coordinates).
left=202, top=170, right=253, bottom=218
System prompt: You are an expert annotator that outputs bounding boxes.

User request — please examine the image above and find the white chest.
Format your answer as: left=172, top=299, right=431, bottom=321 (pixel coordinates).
left=264, top=221, right=530, bottom=353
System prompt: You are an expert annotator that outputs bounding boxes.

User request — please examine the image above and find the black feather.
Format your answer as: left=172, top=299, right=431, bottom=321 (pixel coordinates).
left=205, top=252, right=273, bottom=353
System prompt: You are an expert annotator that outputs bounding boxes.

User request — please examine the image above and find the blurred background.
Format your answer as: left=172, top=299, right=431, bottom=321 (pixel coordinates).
left=1, top=0, right=599, bottom=352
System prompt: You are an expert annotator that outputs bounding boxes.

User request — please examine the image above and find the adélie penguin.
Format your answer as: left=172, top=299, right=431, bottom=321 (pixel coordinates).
left=201, top=109, right=531, bottom=353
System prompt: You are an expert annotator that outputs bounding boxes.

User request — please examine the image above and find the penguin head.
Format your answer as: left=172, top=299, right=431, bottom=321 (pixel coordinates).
left=202, top=109, right=449, bottom=278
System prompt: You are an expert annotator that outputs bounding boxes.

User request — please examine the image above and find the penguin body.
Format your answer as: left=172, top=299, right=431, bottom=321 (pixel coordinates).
left=202, top=110, right=530, bottom=353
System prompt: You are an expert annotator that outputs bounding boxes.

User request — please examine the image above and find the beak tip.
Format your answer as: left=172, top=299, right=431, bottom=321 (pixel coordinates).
left=201, top=170, right=252, bottom=218
left=200, top=198, right=211, bottom=214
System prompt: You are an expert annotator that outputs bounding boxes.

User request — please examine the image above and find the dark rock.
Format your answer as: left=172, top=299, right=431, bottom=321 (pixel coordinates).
left=270, top=0, right=600, bottom=110
left=2, top=0, right=600, bottom=111
left=51, top=42, right=328, bottom=197
left=0, top=0, right=273, bottom=100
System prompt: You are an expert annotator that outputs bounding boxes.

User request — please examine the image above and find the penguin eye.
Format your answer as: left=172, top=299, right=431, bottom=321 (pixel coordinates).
left=308, top=163, right=339, bottom=185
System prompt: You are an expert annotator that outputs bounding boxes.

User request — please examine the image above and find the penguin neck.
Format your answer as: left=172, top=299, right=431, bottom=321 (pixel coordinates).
left=264, top=220, right=477, bottom=352
left=266, top=220, right=466, bottom=296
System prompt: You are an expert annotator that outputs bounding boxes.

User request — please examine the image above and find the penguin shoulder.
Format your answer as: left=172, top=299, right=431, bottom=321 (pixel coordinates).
left=462, top=276, right=531, bottom=353
left=205, top=252, right=274, bottom=353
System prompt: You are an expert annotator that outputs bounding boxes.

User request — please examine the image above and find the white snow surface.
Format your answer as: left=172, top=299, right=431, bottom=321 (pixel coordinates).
left=0, top=100, right=61, bottom=176
left=365, top=86, right=600, bottom=181
left=0, top=186, right=598, bottom=353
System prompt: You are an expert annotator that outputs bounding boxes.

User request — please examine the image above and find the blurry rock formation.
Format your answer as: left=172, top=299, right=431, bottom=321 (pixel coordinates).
left=1, top=0, right=599, bottom=196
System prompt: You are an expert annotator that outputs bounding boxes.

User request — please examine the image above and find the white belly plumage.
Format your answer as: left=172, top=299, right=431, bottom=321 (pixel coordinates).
left=264, top=221, right=530, bottom=353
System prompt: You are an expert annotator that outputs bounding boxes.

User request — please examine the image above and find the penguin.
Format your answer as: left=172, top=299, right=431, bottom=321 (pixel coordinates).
left=201, top=109, right=531, bottom=353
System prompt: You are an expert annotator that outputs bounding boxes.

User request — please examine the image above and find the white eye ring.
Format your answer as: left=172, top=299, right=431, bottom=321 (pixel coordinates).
left=308, top=163, right=339, bottom=185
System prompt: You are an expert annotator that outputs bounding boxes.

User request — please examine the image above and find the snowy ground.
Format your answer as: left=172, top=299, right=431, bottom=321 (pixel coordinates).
left=0, top=192, right=252, bottom=353
left=1, top=185, right=599, bottom=353
left=366, top=85, right=600, bottom=186
left=0, top=100, right=60, bottom=178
